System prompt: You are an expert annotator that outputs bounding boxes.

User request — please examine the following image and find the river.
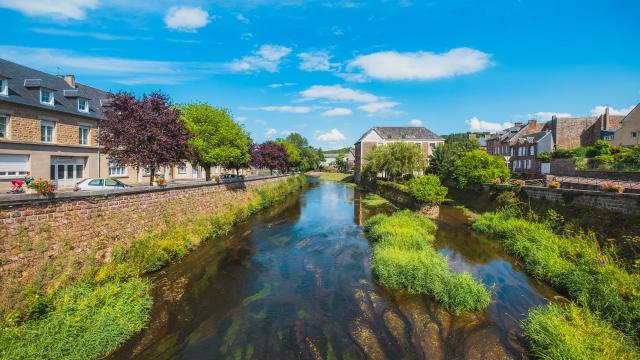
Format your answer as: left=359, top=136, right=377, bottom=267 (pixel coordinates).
left=109, top=179, right=559, bottom=359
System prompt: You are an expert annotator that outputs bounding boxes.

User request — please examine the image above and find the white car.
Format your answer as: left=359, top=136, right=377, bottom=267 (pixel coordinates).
left=74, top=178, right=131, bottom=191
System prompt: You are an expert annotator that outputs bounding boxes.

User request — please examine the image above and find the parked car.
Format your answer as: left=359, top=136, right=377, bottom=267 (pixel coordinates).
left=220, top=174, right=244, bottom=183
left=74, top=178, right=131, bottom=191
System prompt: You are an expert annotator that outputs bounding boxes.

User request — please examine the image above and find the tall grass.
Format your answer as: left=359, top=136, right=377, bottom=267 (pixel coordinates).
left=473, top=209, right=640, bottom=345
left=523, top=304, right=639, bottom=360
left=0, top=175, right=307, bottom=360
left=365, top=210, right=490, bottom=314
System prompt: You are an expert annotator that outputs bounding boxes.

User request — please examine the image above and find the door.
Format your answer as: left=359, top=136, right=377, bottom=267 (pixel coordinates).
left=541, top=162, right=550, bottom=175
left=51, top=157, right=85, bottom=188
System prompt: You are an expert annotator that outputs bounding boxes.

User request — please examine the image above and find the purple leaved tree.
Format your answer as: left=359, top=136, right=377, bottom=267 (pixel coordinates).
left=250, top=141, right=289, bottom=175
left=98, top=92, right=192, bottom=185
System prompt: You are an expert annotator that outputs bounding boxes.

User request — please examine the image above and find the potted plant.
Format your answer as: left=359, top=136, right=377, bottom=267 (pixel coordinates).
left=154, top=175, right=167, bottom=187
left=28, top=179, right=56, bottom=197
left=600, top=182, right=624, bottom=193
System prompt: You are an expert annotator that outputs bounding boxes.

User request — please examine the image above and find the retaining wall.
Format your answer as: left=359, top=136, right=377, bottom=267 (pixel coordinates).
left=372, top=182, right=439, bottom=218
left=521, top=186, right=640, bottom=214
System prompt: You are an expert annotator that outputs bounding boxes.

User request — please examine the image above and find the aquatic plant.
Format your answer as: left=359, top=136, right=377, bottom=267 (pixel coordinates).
left=365, top=210, right=490, bottom=314
left=0, top=175, right=308, bottom=360
left=473, top=210, right=640, bottom=343
left=523, top=303, right=639, bottom=360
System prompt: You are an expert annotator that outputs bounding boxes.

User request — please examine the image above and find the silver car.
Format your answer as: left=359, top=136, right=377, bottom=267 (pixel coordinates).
left=74, top=178, right=130, bottom=191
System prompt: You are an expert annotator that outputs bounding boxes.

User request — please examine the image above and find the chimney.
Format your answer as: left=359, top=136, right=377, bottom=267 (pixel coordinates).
left=514, top=122, right=523, bottom=128
left=63, top=75, right=76, bottom=88
left=528, top=119, right=537, bottom=130
left=551, top=115, right=557, bottom=121
left=603, top=106, right=610, bottom=130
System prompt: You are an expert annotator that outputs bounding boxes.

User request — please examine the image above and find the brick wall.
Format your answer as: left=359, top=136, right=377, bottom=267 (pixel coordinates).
left=0, top=176, right=291, bottom=277
left=522, top=186, right=640, bottom=214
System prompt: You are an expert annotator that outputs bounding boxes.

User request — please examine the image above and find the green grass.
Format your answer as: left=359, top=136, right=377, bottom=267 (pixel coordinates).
left=360, top=193, right=391, bottom=207
left=309, top=172, right=353, bottom=182
left=473, top=209, right=640, bottom=345
left=523, top=303, right=640, bottom=360
left=0, top=175, right=308, bottom=360
left=365, top=210, right=490, bottom=314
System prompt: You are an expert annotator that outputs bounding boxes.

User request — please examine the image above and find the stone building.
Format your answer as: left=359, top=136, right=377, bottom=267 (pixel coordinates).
left=354, top=126, right=444, bottom=182
left=0, top=59, right=207, bottom=190
left=611, top=103, right=640, bottom=147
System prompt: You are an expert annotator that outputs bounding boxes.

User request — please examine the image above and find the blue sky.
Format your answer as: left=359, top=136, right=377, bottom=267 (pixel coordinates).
left=1, top=0, right=639, bottom=149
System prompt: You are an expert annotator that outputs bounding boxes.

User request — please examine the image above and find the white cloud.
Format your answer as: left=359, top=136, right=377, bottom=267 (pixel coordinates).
left=30, top=27, right=149, bottom=41
left=231, top=44, right=292, bottom=73
left=465, top=117, right=513, bottom=132
left=590, top=105, right=635, bottom=116
left=243, top=105, right=313, bottom=113
left=298, top=51, right=340, bottom=72
left=315, top=128, right=346, bottom=142
left=346, top=47, right=491, bottom=81
left=358, top=101, right=399, bottom=113
left=321, top=108, right=352, bottom=117
left=268, top=82, right=296, bottom=88
left=240, top=32, right=253, bottom=41
left=0, top=0, right=98, bottom=20
left=265, top=128, right=278, bottom=138
left=532, top=112, right=572, bottom=120
left=235, top=13, right=250, bottom=23
left=299, top=85, right=378, bottom=103
left=408, top=119, right=422, bottom=126
left=164, top=6, right=211, bottom=32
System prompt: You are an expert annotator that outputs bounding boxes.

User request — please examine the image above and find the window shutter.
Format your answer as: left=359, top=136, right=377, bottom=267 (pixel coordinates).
left=0, top=155, right=29, bottom=172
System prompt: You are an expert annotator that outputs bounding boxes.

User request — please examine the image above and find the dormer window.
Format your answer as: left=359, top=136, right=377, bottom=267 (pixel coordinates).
left=0, top=78, right=7, bottom=96
left=40, top=88, right=54, bottom=106
left=78, top=98, right=89, bottom=113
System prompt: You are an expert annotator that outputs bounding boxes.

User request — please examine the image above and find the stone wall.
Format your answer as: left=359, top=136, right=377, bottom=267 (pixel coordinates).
left=550, top=158, right=640, bottom=181
left=0, top=176, right=291, bottom=275
left=521, top=186, right=640, bottom=214
left=372, top=182, right=439, bottom=218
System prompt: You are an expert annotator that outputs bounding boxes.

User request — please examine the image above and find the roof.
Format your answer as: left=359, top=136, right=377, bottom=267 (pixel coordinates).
left=357, top=126, right=443, bottom=143
left=518, top=131, right=549, bottom=144
left=0, top=58, right=109, bottom=120
left=621, top=103, right=640, bottom=124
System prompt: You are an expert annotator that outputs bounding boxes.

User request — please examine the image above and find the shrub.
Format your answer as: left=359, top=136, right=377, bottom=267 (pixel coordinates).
left=552, top=149, right=575, bottom=159
left=365, top=211, right=490, bottom=314
left=511, top=179, right=525, bottom=188
left=28, top=179, right=56, bottom=196
left=600, top=182, right=624, bottom=193
left=523, top=304, right=639, bottom=360
left=593, top=154, right=615, bottom=165
left=537, top=152, right=551, bottom=162
left=406, top=175, right=448, bottom=205
left=547, top=181, right=560, bottom=189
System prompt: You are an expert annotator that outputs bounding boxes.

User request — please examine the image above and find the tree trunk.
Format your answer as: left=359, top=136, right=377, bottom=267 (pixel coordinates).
left=205, top=166, right=211, bottom=181
left=150, top=166, right=156, bottom=186
left=270, top=168, right=273, bottom=176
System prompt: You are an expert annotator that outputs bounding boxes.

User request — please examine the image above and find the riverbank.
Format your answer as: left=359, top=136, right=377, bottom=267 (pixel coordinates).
left=0, top=175, right=307, bottom=360
left=306, top=171, right=354, bottom=182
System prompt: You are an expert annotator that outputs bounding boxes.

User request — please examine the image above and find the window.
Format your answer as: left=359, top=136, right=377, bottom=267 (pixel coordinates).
left=192, top=166, right=198, bottom=177
left=40, top=88, right=54, bottom=106
left=0, top=78, right=7, bottom=96
left=108, top=159, right=127, bottom=176
left=510, top=147, right=514, bottom=156
left=105, top=179, right=118, bottom=186
left=633, top=132, right=638, bottom=138
left=79, top=126, right=89, bottom=145
left=41, top=120, right=54, bottom=143
left=529, top=146, right=535, bottom=156
left=178, top=165, right=187, bottom=174
left=0, top=154, right=29, bottom=178
left=88, top=179, right=103, bottom=186
left=526, top=160, right=531, bottom=169
left=0, top=115, right=7, bottom=138
left=78, top=98, right=89, bottom=113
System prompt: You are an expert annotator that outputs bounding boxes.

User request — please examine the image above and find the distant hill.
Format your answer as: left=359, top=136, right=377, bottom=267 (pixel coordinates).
left=323, top=147, right=351, bottom=155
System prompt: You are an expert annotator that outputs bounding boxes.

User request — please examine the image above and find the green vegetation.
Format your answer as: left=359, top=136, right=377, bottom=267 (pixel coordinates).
left=406, top=174, right=448, bottom=205
left=363, top=142, right=426, bottom=182
left=365, top=211, right=490, bottom=314
left=523, top=304, right=639, bottom=360
left=428, top=139, right=479, bottom=181
left=472, top=209, right=640, bottom=343
left=311, top=172, right=353, bottom=182
left=279, top=133, right=325, bottom=172
left=360, top=193, right=391, bottom=207
left=451, top=150, right=510, bottom=188
left=552, top=141, right=640, bottom=172
left=0, top=175, right=307, bottom=360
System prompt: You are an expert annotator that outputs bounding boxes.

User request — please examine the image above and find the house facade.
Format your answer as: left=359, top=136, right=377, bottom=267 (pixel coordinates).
left=611, top=103, right=640, bottom=147
left=0, top=59, right=209, bottom=190
left=509, top=131, right=552, bottom=174
left=354, top=126, right=444, bottom=182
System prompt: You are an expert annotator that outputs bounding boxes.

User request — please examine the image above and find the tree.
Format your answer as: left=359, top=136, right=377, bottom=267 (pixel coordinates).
left=180, top=103, right=250, bottom=180
left=406, top=174, right=448, bottom=205
left=98, top=92, right=191, bottom=185
left=428, top=140, right=479, bottom=180
left=276, top=139, right=301, bottom=170
left=251, top=141, right=289, bottom=175
left=366, top=142, right=426, bottom=181
left=334, top=148, right=349, bottom=173
left=283, top=132, right=324, bottom=171
left=451, top=150, right=510, bottom=188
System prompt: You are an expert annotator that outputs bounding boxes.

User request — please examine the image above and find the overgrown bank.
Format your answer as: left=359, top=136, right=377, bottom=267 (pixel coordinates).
left=364, top=210, right=490, bottom=314
left=472, top=208, right=640, bottom=358
left=0, top=175, right=307, bottom=360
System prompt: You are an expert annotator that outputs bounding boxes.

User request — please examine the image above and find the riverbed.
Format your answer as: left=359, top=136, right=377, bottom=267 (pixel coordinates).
left=110, top=179, right=559, bottom=359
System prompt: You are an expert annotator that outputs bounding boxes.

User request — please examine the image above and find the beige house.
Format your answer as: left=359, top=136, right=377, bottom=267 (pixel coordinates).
left=0, top=58, right=211, bottom=190
left=354, top=126, right=444, bottom=182
left=611, top=103, right=640, bottom=147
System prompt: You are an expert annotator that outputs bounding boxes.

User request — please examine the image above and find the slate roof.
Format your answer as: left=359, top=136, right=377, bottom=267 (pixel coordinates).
left=364, top=126, right=443, bottom=141
left=518, top=131, right=549, bottom=144
left=0, top=58, right=109, bottom=120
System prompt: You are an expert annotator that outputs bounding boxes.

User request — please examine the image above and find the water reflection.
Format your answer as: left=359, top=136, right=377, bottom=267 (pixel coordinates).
left=110, top=181, right=558, bottom=360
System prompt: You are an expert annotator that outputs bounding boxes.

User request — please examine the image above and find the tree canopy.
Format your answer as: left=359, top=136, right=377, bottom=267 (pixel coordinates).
left=98, top=92, right=191, bottom=185
left=365, top=142, right=426, bottom=181
left=251, top=141, right=289, bottom=174
left=428, top=140, right=480, bottom=181
left=276, top=139, right=301, bottom=169
left=280, top=132, right=324, bottom=171
left=451, top=150, right=510, bottom=188
left=180, top=103, right=250, bottom=180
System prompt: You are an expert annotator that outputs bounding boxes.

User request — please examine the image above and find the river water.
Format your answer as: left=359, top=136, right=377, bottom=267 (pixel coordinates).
left=110, top=179, right=559, bottom=360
